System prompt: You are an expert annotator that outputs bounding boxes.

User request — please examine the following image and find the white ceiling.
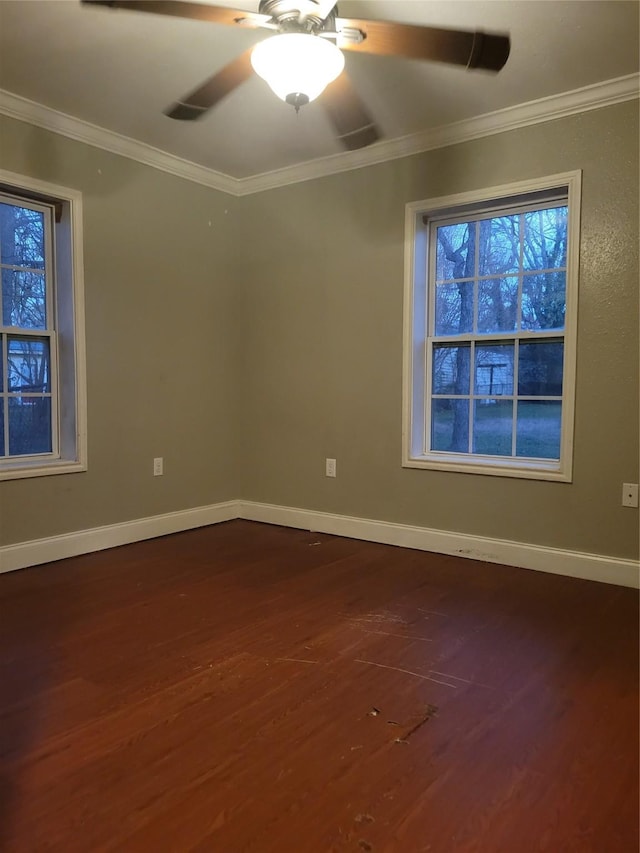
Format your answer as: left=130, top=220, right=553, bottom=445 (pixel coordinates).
left=0, top=0, right=638, bottom=181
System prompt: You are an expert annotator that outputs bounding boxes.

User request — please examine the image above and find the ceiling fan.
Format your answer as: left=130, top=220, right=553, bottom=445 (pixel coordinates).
left=81, top=0, right=510, bottom=151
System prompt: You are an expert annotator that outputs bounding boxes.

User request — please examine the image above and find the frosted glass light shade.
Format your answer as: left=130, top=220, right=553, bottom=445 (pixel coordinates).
left=251, top=33, right=345, bottom=105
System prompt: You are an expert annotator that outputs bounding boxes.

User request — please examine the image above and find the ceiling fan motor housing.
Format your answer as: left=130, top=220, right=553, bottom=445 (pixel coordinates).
left=81, top=0, right=510, bottom=152
left=258, top=0, right=338, bottom=34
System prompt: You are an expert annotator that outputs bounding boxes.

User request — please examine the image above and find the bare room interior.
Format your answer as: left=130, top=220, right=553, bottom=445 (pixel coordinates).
left=0, top=1, right=638, bottom=851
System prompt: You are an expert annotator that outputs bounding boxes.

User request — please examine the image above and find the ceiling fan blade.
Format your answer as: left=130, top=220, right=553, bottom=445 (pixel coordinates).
left=165, top=49, right=254, bottom=120
left=335, top=17, right=510, bottom=72
left=81, top=0, right=272, bottom=29
left=322, top=72, right=380, bottom=151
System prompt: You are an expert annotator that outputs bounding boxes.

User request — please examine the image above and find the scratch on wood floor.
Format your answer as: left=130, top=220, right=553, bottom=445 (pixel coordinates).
left=348, top=612, right=407, bottom=624
left=416, top=608, right=449, bottom=616
left=428, top=669, right=494, bottom=689
left=356, top=628, right=433, bottom=643
left=354, top=659, right=457, bottom=688
left=275, top=658, right=319, bottom=664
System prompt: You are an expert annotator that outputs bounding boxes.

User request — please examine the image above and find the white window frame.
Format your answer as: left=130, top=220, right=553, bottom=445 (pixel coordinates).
left=402, top=171, right=581, bottom=482
left=0, top=170, right=87, bottom=481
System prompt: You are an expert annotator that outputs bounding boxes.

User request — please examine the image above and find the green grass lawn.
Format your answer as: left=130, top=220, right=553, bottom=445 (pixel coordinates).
left=432, top=400, right=561, bottom=458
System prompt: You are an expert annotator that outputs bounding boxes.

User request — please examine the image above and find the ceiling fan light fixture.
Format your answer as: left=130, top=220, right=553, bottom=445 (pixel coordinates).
left=251, top=33, right=345, bottom=108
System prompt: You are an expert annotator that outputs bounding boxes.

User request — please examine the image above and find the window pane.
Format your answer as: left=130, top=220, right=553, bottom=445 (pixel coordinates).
left=478, top=215, right=519, bottom=276
left=2, top=269, right=47, bottom=329
left=475, top=342, right=514, bottom=396
left=518, top=340, right=563, bottom=396
left=0, top=203, right=45, bottom=269
left=435, top=282, right=473, bottom=335
left=521, top=272, right=565, bottom=331
left=8, top=338, right=51, bottom=393
left=436, top=222, right=475, bottom=281
left=516, top=400, right=561, bottom=459
left=432, top=399, right=470, bottom=452
left=8, top=397, right=52, bottom=455
left=433, top=343, right=471, bottom=395
left=523, top=206, right=567, bottom=271
left=478, top=277, right=518, bottom=333
left=473, top=399, right=513, bottom=456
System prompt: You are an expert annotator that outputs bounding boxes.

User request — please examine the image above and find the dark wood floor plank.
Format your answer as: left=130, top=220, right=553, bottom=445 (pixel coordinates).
left=0, top=520, right=637, bottom=852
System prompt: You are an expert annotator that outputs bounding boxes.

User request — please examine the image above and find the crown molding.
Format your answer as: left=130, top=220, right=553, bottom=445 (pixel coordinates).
left=1, top=73, right=638, bottom=198
left=0, top=89, right=239, bottom=196
left=240, top=73, right=640, bottom=195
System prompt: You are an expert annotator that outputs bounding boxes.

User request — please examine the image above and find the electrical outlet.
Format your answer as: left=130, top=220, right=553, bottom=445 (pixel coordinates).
left=325, top=458, right=336, bottom=478
left=153, top=457, right=163, bottom=477
left=622, top=483, right=638, bottom=508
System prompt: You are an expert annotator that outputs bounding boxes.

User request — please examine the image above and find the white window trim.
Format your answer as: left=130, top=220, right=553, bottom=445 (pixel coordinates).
left=402, top=171, right=581, bottom=482
left=0, top=169, right=87, bottom=481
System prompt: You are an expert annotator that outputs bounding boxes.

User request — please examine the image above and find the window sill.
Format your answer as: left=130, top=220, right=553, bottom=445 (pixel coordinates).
left=403, top=453, right=571, bottom=482
left=0, top=458, right=87, bottom=482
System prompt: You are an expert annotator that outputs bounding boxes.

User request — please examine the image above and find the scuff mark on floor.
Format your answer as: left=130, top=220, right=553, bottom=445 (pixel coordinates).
left=394, top=704, right=439, bottom=744
left=355, top=628, right=433, bottom=643
left=428, top=669, right=493, bottom=689
left=354, top=659, right=457, bottom=688
left=348, top=611, right=407, bottom=625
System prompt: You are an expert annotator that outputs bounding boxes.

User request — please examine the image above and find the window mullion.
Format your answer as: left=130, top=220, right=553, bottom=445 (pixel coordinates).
left=2, top=333, right=8, bottom=457
left=512, top=213, right=524, bottom=457
left=425, top=223, right=437, bottom=454
left=468, top=340, right=475, bottom=453
left=427, top=222, right=437, bottom=336
left=44, top=206, right=55, bottom=334
left=424, top=338, right=432, bottom=453
left=2, top=328, right=54, bottom=340
left=512, top=339, right=520, bottom=457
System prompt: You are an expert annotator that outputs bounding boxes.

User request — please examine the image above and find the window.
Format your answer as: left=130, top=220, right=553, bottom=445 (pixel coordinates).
left=403, top=172, right=580, bottom=481
left=0, top=172, right=86, bottom=480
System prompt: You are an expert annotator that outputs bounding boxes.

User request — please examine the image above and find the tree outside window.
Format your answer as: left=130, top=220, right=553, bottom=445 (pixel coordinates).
left=1, top=198, right=55, bottom=459
left=403, top=172, right=580, bottom=481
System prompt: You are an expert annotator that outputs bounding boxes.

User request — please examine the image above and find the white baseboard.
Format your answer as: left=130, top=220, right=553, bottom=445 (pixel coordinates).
left=238, top=501, right=640, bottom=589
left=1, top=498, right=637, bottom=588
left=0, top=500, right=239, bottom=574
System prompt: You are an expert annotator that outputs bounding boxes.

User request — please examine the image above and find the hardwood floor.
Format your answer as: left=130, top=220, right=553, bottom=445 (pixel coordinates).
left=0, top=520, right=637, bottom=852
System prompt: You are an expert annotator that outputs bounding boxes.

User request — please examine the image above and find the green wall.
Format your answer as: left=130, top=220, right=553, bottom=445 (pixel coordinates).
left=1, top=100, right=638, bottom=560
left=236, top=101, right=639, bottom=559
left=0, top=115, right=240, bottom=544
